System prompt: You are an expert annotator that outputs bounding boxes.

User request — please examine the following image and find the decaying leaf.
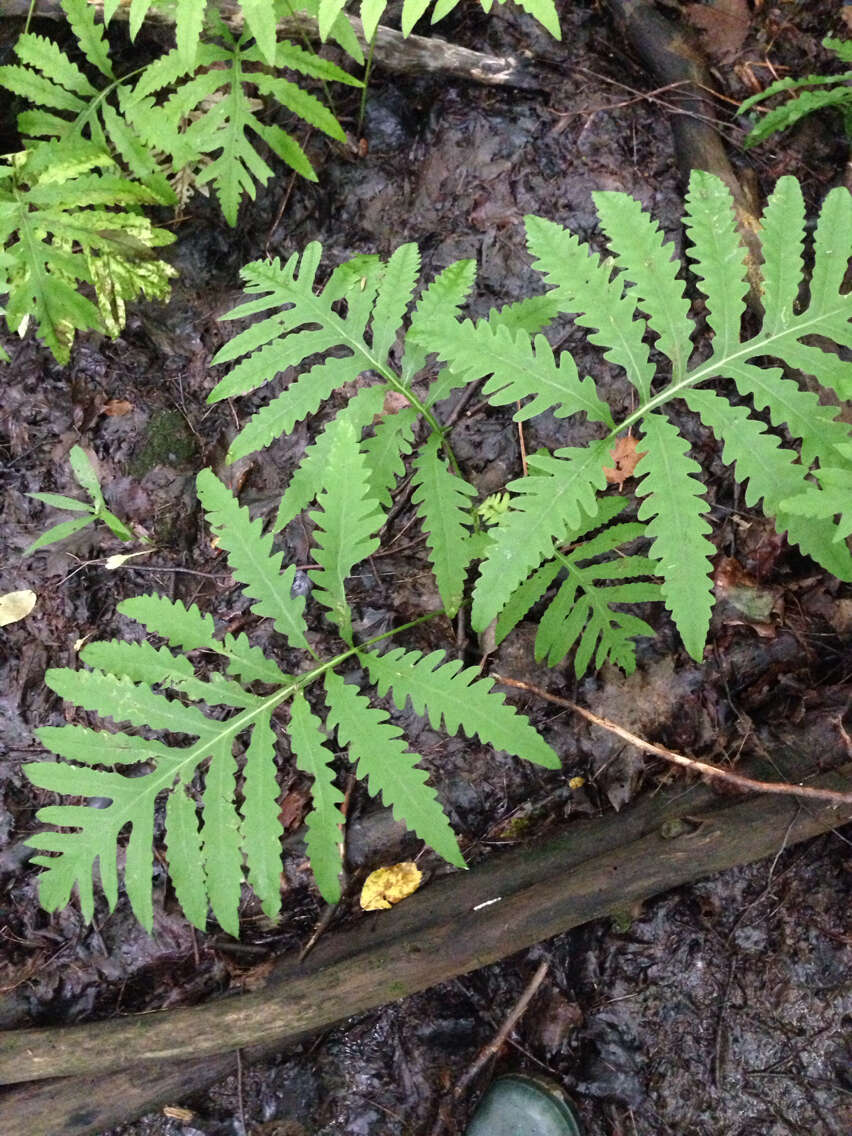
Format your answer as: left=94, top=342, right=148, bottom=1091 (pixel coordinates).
left=360, top=861, right=423, bottom=911
left=0, top=589, right=37, bottom=626
left=603, top=434, right=647, bottom=489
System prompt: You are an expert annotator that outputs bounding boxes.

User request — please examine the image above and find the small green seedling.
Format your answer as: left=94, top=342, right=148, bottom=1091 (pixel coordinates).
left=24, top=445, right=138, bottom=556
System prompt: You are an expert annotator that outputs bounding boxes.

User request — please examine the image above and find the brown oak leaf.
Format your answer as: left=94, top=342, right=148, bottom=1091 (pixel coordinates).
left=603, top=434, right=647, bottom=489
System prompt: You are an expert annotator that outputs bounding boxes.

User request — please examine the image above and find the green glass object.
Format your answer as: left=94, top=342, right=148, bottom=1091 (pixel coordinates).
left=465, top=1075, right=583, bottom=1136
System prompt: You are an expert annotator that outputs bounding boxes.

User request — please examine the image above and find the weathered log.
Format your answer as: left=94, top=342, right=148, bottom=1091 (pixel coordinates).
left=2, top=1, right=542, bottom=89
left=0, top=752, right=848, bottom=1136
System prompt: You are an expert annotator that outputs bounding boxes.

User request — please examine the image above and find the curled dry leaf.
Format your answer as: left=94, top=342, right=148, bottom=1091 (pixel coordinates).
left=360, top=861, right=423, bottom=910
left=0, top=589, right=37, bottom=626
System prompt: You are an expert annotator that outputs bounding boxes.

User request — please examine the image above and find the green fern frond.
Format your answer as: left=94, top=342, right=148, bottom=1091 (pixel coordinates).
left=63, top=0, right=114, bottom=79
left=196, top=469, right=311, bottom=652
left=362, top=403, right=418, bottom=507
left=318, top=0, right=561, bottom=42
left=635, top=413, right=714, bottom=661
left=324, top=669, right=465, bottom=867
left=309, top=421, right=382, bottom=641
left=126, top=27, right=356, bottom=225
left=471, top=441, right=611, bottom=633
left=411, top=433, right=476, bottom=616
left=685, top=388, right=852, bottom=581
left=289, top=691, right=345, bottom=903
left=738, top=36, right=852, bottom=148
left=490, top=495, right=659, bottom=676
left=361, top=645, right=560, bottom=767
left=779, top=442, right=852, bottom=542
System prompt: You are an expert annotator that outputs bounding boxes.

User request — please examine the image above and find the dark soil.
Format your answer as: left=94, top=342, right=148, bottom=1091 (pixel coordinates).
left=1, top=3, right=850, bottom=1135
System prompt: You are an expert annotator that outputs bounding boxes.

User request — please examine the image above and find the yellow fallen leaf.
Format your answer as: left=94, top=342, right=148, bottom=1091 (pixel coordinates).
left=568, top=776, right=585, bottom=790
left=104, top=550, right=151, bottom=570
left=360, top=862, right=423, bottom=911
left=0, top=589, right=37, bottom=626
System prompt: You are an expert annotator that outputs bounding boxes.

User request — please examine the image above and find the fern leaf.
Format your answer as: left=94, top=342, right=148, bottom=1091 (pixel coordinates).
left=200, top=738, right=243, bottom=937
left=635, top=412, right=714, bottom=660
left=362, top=403, right=417, bottom=507
left=759, top=176, right=806, bottom=336
left=221, top=632, right=292, bottom=685
left=361, top=645, right=560, bottom=768
left=165, top=781, right=207, bottom=929
left=309, top=420, right=382, bottom=641
left=62, top=0, right=114, bottom=79
left=251, top=73, right=346, bottom=143
left=289, top=691, right=345, bottom=903
left=686, top=388, right=852, bottom=580
left=118, top=594, right=217, bottom=652
left=240, top=709, right=283, bottom=919
left=45, top=665, right=220, bottom=738
left=35, top=725, right=177, bottom=767
left=403, top=257, right=477, bottom=381
left=221, top=353, right=357, bottom=463
left=682, top=171, right=749, bottom=357
left=196, top=469, right=310, bottom=651
left=275, top=39, right=363, bottom=87
left=324, top=670, right=464, bottom=867
left=726, top=362, right=851, bottom=467
left=13, top=32, right=97, bottom=97
left=593, top=189, right=692, bottom=379
left=524, top=214, right=657, bottom=402
left=174, top=0, right=207, bottom=69
left=318, top=0, right=350, bottom=40
left=471, top=440, right=610, bottom=632
left=780, top=443, right=852, bottom=541
left=438, top=319, right=614, bottom=426
left=411, top=433, right=476, bottom=616
left=275, top=384, right=387, bottom=529
left=370, top=242, right=420, bottom=361
left=536, top=547, right=658, bottom=675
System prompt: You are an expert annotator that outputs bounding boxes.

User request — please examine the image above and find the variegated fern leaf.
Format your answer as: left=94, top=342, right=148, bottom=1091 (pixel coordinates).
left=0, top=0, right=177, bottom=203
left=435, top=172, right=852, bottom=662
left=0, top=143, right=175, bottom=363
left=25, top=437, right=558, bottom=935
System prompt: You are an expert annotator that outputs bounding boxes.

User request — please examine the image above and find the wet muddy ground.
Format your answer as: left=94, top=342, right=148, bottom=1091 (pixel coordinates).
left=1, top=2, right=850, bottom=1134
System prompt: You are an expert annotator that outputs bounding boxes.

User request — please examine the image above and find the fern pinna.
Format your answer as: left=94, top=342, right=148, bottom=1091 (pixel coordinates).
left=26, top=445, right=558, bottom=934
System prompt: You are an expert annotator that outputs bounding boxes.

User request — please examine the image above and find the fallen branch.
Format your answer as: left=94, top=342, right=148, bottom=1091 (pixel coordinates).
left=1, top=750, right=849, bottom=1136
left=495, top=675, right=852, bottom=807
left=4, top=1, right=542, bottom=89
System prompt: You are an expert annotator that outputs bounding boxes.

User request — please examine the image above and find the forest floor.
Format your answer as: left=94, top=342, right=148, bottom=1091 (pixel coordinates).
left=0, top=2, right=850, bottom=1135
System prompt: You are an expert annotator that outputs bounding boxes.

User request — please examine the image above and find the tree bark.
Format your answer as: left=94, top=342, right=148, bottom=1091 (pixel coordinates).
left=0, top=754, right=848, bottom=1136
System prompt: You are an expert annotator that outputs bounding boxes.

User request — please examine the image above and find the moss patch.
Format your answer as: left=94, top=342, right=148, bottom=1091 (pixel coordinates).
left=129, top=409, right=196, bottom=478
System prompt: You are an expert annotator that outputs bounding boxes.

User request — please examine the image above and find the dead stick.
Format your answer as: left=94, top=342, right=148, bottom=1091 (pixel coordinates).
left=494, top=675, right=852, bottom=806
left=454, top=959, right=549, bottom=1099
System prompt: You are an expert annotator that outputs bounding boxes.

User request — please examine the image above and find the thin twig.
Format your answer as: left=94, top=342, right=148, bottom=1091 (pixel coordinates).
left=454, top=960, right=549, bottom=1100
left=516, top=401, right=528, bottom=476
left=494, top=675, right=852, bottom=806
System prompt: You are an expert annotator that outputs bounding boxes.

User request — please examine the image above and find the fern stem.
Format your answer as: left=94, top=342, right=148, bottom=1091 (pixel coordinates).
left=356, top=34, right=378, bottom=138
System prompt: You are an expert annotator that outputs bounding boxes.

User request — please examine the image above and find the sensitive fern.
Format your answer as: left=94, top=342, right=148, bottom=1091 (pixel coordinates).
left=214, top=172, right=851, bottom=676
left=26, top=447, right=558, bottom=934
left=437, top=172, right=852, bottom=659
